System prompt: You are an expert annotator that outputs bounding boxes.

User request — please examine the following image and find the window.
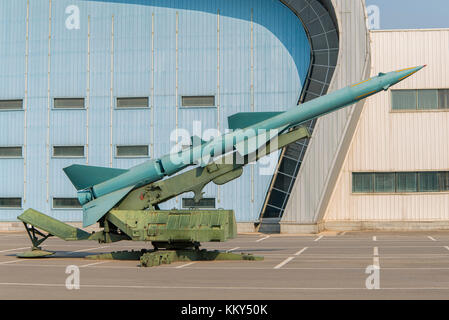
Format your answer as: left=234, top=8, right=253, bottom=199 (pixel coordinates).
left=116, top=145, right=149, bottom=158
left=181, top=96, right=215, bottom=107
left=53, top=198, right=81, bottom=209
left=352, top=173, right=374, bottom=193
left=374, top=173, right=395, bottom=193
left=54, top=98, right=85, bottom=109
left=117, top=97, right=148, bottom=109
left=418, top=172, right=439, bottom=192
left=392, top=89, right=449, bottom=111
left=0, top=99, right=23, bottom=110
left=53, top=146, right=85, bottom=158
left=392, top=90, right=417, bottom=110
left=396, top=172, right=417, bottom=193
left=418, top=90, right=438, bottom=110
left=440, top=172, right=449, bottom=191
left=353, top=171, right=449, bottom=194
left=182, top=198, right=216, bottom=209
left=439, top=90, right=449, bottom=109
left=0, top=198, right=22, bottom=209
left=0, top=147, right=22, bottom=158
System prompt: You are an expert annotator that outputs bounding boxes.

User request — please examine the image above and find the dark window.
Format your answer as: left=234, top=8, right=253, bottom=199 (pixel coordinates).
left=0, top=147, right=22, bottom=158
left=116, top=145, right=149, bottom=158
left=0, top=100, right=23, bottom=110
left=278, top=158, right=297, bottom=177
left=54, top=98, right=85, bottom=109
left=440, top=172, right=449, bottom=191
left=263, top=205, right=282, bottom=218
left=392, top=90, right=417, bottom=110
left=117, top=97, right=148, bottom=109
left=273, top=173, right=293, bottom=191
left=267, top=189, right=287, bottom=209
left=419, top=172, right=440, bottom=192
left=374, top=173, right=395, bottom=193
left=352, top=173, right=374, bottom=193
left=53, top=146, right=85, bottom=158
left=53, top=198, right=81, bottom=209
left=182, top=96, right=215, bottom=107
left=0, top=198, right=22, bottom=208
left=182, top=198, right=216, bottom=209
left=439, top=89, right=449, bottom=109
left=396, top=172, right=418, bottom=193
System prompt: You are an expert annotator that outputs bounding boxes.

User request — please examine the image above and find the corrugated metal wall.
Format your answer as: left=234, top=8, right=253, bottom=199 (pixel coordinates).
left=0, top=0, right=310, bottom=222
left=325, top=29, right=449, bottom=222
left=281, top=0, right=371, bottom=227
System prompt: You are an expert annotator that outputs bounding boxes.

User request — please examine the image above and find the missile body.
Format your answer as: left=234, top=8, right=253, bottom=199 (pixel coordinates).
left=64, top=66, right=425, bottom=226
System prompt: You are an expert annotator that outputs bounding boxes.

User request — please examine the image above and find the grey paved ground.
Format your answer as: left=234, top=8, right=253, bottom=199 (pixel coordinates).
left=1, top=231, right=449, bottom=299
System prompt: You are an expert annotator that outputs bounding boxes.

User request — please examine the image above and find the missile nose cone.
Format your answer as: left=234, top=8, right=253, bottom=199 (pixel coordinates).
left=392, top=65, right=425, bottom=83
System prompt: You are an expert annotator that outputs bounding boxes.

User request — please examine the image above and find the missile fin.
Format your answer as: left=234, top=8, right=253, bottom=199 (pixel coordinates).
left=82, top=185, right=135, bottom=228
left=228, top=112, right=284, bottom=130
left=64, top=164, right=128, bottom=191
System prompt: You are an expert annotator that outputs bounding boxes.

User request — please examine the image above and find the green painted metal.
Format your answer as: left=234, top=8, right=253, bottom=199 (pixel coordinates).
left=140, top=250, right=263, bottom=267
left=106, top=209, right=237, bottom=243
left=17, top=250, right=55, bottom=258
left=18, top=209, right=90, bottom=241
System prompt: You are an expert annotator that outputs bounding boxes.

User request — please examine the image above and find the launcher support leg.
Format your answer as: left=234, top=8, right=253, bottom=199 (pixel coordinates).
left=17, top=223, right=55, bottom=258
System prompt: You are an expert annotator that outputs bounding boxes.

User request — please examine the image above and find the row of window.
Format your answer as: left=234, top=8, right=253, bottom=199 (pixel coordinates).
left=0, top=197, right=217, bottom=210
left=0, top=145, right=149, bottom=158
left=392, top=89, right=449, bottom=111
left=0, top=96, right=216, bottom=110
left=353, top=172, right=449, bottom=194
left=0, top=197, right=81, bottom=209
left=3, top=91, right=449, bottom=111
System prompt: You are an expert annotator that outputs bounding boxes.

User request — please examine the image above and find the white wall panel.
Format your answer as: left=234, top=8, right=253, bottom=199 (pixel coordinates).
left=325, top=29, right=449, bottom=222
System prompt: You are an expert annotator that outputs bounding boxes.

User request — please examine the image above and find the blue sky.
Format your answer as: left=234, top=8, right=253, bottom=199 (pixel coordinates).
left=365, top=0, right=449, bottom=29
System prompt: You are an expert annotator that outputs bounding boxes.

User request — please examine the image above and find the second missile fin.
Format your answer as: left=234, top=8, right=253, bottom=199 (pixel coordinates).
left=82, top=185, right=135, bottom=228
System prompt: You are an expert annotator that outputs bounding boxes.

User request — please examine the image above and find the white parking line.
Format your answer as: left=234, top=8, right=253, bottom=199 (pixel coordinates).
left=373, top=236, right=377, bottom=241
left=0, top=247, right=30, bottom=254
left=294, top=247, right=308, bottom=256
left=373, top=247, right=379, bottom=257
left=226, top=247, right=240, bottom=253
left=314, top=236, right=323, bottom=242
left=256, top=236, right=270, bottom=243
left=80, top=261, right=110, bottom=268
left=175, top=262, right=196, bottom=269
left=428, top=236, right=437, bottom=241
left=445, top=246, right=449, bottom=251
left=373, top=257, right=380, bottom=268
left=72, top=246, right=109, bottom=253
left=0, top=259, right=25, bottom=265
left=274, top=257, right=295, bottom=269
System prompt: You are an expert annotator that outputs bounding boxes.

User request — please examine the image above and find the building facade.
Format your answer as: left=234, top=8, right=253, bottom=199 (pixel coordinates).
left=320, top=29, right=449, bottom=231
left=0, top=0, right=312, bottom=228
